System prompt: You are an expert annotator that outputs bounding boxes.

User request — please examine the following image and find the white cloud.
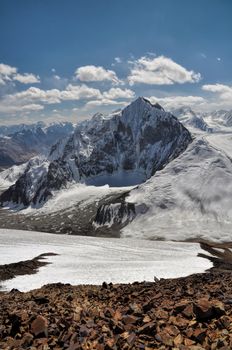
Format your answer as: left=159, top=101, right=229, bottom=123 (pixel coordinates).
left=12, top=84, right=102, bottom=104
left=0, top=63, right=40, bottom=85
left=202, top=83, right=232, bottom=101
left=0, top=84, right=103, bottom=114
left=20, top=104, right=44, bottom=111
left=128, top=55, right=201, bottom=85
left=114, top=57, right=122, bottom=63
left=147, top=95, right=205, bottom=109
left=85, top=98, right=128, bottom=108
left=13, top=73, right=40, bottom=84
left=75, top=65, right=122, bottom=84
left=0, top=63, right=17, bottom=76
left=0, top=63, right=17, bottom=85
left=0, top=101, right=44, bottom=114
left=103, top=87, right=135, bottom=100
left=61, top=84, right=102, bottom=101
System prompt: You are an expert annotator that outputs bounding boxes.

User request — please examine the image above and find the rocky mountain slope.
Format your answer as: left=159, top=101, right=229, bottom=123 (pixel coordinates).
left=0, top=121, right=74, bottom=168
left=0, top=97, right=192, bottom=208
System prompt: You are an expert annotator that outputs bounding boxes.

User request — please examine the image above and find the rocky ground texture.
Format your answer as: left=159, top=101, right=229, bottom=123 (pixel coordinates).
left=1, top=271, right=232, bottom=350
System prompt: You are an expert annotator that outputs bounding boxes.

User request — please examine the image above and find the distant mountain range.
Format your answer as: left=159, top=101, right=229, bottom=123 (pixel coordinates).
left=0, top=121, right=75, bottom=168
left=1, top=98, right=232, bottom=242
left=172, top=107, right=232, bottom=133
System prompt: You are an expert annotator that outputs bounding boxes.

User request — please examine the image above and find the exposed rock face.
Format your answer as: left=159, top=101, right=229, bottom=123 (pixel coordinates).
left=93, top=194, right=137, bottom=231
left=0, top=97, right=192, bottom=208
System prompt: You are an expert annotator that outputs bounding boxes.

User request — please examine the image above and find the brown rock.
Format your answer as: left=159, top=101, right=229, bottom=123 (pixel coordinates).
left=143, top=315, right=152, bottom=323
left=193, top=328, right=207, bottom=344
left=193, top=298, right=213, bottom=320
left=21, top=332, right=34, bottom=346
left=213, top=300, right=225, bottom=316
left=219, top=315, right=231, bottom=329
left=138, top=321, right=156, bottom=335
left=174, top=333, right=183, bottom=346
left=184, top=338, right=195, bottom=346
left=127, top=332, right=136, bottom=346
left=182, top=304, right=194, bottom=318
left=174, top=300, right=190, bottom=313
left=156, top=308, right=169, bottom=319
left=155, top=331, right=173, bottom=346
left=122, top=314, right=138, bottom=325
left=113, top=309, right=122, bottom=321
left=31, top=315, right=48, bottom=337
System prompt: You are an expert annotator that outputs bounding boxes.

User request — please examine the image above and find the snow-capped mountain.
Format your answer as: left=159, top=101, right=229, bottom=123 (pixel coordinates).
left=94, top=135, right=232, bottom=242
left=203, top=110, right=232, bottom=130
left=172, top=107, right=212, bottom=133
left=0, top=97, right=192, bottom=207
left=0, top=121, right=75, bottom=168
left=0, top=122, right=46, bottom=137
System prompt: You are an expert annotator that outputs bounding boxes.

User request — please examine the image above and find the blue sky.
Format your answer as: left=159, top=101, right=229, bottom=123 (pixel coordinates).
left=0, top=0, right=231, bottom=124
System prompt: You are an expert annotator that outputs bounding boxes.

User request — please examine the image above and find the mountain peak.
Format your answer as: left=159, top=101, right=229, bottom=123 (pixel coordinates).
left=0, top=101, right=192, bottom=208
left=130, top=97, right=165, bottom=112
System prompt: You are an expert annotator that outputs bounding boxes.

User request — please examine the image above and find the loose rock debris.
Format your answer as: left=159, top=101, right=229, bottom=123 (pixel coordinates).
left=1, top=272, right=232, bottom=349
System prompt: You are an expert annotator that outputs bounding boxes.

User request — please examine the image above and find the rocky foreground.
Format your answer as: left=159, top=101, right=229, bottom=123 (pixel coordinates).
left=1, top=271, right=232, bottom=350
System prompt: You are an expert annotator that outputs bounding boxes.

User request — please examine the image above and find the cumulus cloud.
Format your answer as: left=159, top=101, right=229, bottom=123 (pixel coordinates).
left=202, top=84, right=232, bottom=109
left=85, top=88, right=135, bottom=109
left=13, top=73, right=40, bottom=84
left=0, top=84, right=102, bottom=114
left=0, top=102, right=44, bottom=114
left=85, top=99, right=128, bottom=108
left=202, top=84, right=232, bottom=99
left=11, top=84, right=102, bottom=105
left=103, top=87, right=135, bottom=99
left=0, top=62, right=40, bottom=85
left=147, top=95, right=205, bottom=109
left=128, top=55, right=201, bottom=85
left=75, top=65, right=122, bottom=84
left=0, top=63, right=17, bottom=76
left=0, top=63, right=17, bottom=85
left=62, top=84, right=102, bottom=100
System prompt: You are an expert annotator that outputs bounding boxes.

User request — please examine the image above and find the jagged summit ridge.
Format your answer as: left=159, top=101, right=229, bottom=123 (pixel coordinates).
left=0, top=98, right=192, bottom=208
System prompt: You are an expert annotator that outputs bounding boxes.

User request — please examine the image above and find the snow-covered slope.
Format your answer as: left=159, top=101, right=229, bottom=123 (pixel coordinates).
left=0, top=98, right=192, bottom=207
left=95, top=136, right=232, bottom=242
left=0, top=229, right=211, bottom=291
left=0, top=163, right=28, bottom=190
